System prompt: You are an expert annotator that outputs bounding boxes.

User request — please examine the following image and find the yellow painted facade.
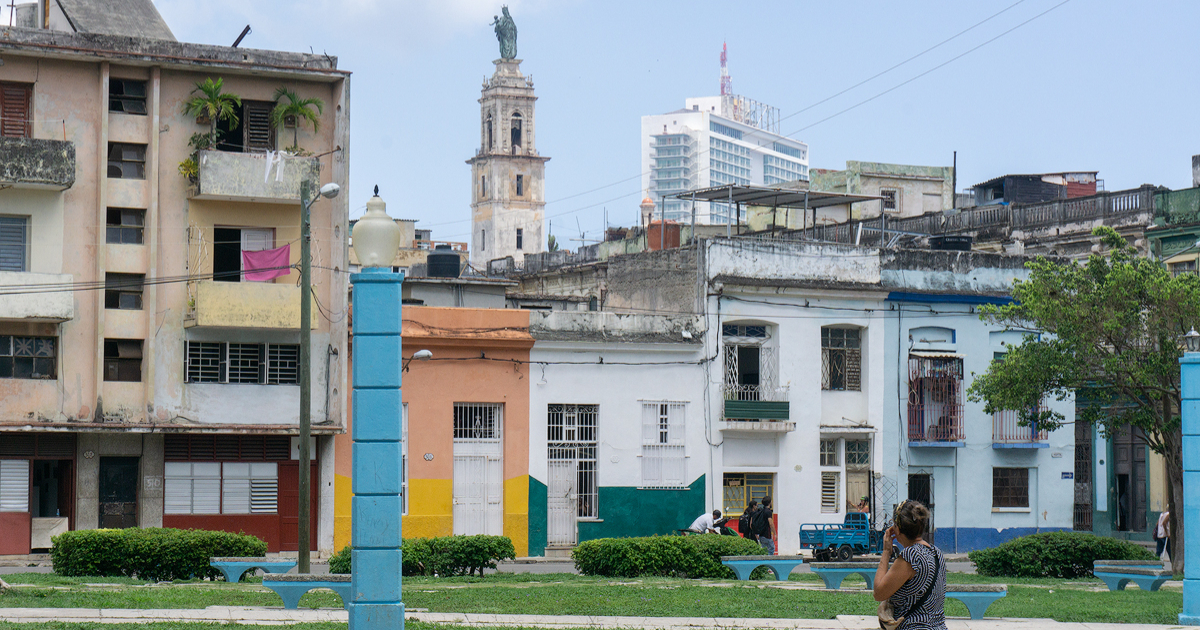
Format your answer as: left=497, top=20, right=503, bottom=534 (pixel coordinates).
left=188, top=280, right=317, bottom=329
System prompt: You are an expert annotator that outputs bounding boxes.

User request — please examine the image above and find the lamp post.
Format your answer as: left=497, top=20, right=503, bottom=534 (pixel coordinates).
left=298, top=179, right=340, bottom=574
left=349, top=188, right=404, bottom=629
left=1180, top=327, right=1200, bottom=625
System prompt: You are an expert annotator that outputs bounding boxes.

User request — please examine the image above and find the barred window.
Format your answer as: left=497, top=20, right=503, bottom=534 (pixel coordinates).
left=993, top=467, right=1029, bottom=508
left=880, top=188, right=899, bottom=212
left=821, top=472, right=840, bottom=513
left=0, top=335, right=56, bottom=380
left=845, top=440, right=870, bottom=469
left=454, top=403, right=501, bottom=440
left=186, top=341, right=299, bottom=385
left=821, top=327, right=861, bottom=391
left=641, top=401, right=686, bottom=488
left=820, top=439, right=838, bottom=466
left=547, top=404, right=598, bottom=442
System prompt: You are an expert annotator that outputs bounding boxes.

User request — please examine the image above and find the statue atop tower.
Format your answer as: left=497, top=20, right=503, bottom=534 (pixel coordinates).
left=467, top=12, right=548, bottom=269
left=491, top=7, right=517, bottom=60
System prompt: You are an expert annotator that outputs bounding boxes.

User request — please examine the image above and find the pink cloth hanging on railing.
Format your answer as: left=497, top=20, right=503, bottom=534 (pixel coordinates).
left=241, top=244, right=291, bottom=281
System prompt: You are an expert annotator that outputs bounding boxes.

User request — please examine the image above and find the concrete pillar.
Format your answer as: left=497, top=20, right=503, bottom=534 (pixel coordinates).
left=348, top=268, right=405, bottom=629
left=1180, top=353, right=1200, bottom=625
left=75, top=434, right=100, bottom=530
left=140, top=434, right=164, bottom=528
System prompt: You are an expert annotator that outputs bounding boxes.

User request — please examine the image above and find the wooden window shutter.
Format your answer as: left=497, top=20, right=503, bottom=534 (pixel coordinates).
left=0, top=83, right=31, bottom=138
left=243, top=102, right=275, bottom=152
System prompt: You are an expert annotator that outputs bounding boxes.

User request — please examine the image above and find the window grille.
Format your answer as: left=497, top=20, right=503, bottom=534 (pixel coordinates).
left=821, top=327, right=861, bottom=391
left=227, top=343, right=262, bottom=384
left=821, top=471, right=840, bottom=513
left=0, top=335, right=56, bottom=380
left=880, top=189, right=898, bottom=212
left=722, top=473, right=773, bottom=517
left=845, top=440, right=870, bottom=469
left=186, top=342, right=224, bottom=383
left=820, top=439, right=838, bottom=466
left=267, top=344, right=299, bottom=384
left=548, top=404, right=599, bottom=518
left=641, top=401, right=686, bottom=488
left=722, top=342, right=782, bottom=402
left=454, top=403, right=501, bottom=440
left=1073, top=421, right=1093, bottom=531
left=992, top=467, right=1029, bottom=508
left=907, top=355, right=964, bottom=441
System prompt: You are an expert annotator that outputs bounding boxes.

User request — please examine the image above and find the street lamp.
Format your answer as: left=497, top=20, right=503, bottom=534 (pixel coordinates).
left=402, top=349, right=433, bottom=372
left=348, top=188, right=404, bottom=629
left=1181, top=327, right=1200, bottom=625
left=297, top=177, right=340, bottom=573
left=298, top=179, right=339, bottom=574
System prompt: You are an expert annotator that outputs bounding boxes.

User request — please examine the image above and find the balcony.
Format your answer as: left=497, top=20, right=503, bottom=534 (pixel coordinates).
left=907, top=405, right=964, bottom=446
left=0, top=137, right=75, bottom=190
left=722, top=384, right=791, bottom=428
left=412, top=240, right=468, bottom=252
left=190, top=150, right=320, bottom=203
left=0, top=272, right=74, bottom=321
left=185, top=280, right=316, bottom=329
left=992, top=408, right=1049, bottom=448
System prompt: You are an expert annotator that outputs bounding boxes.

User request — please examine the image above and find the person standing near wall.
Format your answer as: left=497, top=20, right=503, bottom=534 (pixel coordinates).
left=754, top=496, right=775, bottom=555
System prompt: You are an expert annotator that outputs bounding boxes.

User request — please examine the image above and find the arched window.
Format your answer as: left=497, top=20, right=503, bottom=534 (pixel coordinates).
left=821, top=326, right=862, bottom=391
left=485, top=113, right=493, bottom=150
left=510, top=111, right=523, bottom=152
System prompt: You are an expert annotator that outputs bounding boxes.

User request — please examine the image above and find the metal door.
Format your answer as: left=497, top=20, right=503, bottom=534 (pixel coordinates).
left=907, top=472, right=935, bottom=545
left=1113, top=425, right=1147, bottom=532
left=98, top=457, right=138, bottom=529
left=452, top=403, right=504, bottom=536
left=547, top=460, right=576, bottom=546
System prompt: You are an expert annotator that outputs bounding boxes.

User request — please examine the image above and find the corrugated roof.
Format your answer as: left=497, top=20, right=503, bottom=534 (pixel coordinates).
left=57, top=0, right=175, bottom=41
left=672, top=184, right=880, bottom=209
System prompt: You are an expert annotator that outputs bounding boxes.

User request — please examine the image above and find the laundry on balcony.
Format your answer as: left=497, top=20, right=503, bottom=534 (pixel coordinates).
left=241, top=244, right=291, bottom=282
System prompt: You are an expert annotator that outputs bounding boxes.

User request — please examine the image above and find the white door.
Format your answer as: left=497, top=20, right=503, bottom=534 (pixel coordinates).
left=239, top=228, right=274, bottom=279
left=547, top=460, right=576, bottom=546
left=452, top=404, right=504, bottom=535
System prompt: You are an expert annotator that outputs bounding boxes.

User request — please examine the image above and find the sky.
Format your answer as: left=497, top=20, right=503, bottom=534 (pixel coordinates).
left=22, top=0, right=1200, bottom=247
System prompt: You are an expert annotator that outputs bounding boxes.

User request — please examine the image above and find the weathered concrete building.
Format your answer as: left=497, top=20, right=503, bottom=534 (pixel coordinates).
left=502, top=235, right=1079, bottom=553
left=0, top=1, right=349, bottom=555
left=809, top=161, right=954, bottom=222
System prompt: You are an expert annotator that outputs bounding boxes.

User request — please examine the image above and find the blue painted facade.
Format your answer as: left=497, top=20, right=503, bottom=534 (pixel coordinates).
left=880, top=290, right=1076, bottom=553
left=1179, top=353, right=1200, bottom=625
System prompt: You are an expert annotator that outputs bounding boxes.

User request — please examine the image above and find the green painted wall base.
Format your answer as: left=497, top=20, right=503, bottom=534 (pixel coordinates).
left=528, top=476, right=548, bottom=557
left=578, top=476, right=706, bottom=543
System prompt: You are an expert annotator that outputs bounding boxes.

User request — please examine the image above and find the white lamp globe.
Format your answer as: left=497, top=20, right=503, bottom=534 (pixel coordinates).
left=352, top=188, right=401, bottom=268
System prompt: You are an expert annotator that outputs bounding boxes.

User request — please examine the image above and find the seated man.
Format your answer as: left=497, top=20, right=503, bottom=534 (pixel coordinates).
left=688, top=509, right=723, bottom=534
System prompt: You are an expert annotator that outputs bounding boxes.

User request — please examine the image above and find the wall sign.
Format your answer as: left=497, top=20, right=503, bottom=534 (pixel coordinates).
left=1062, top=471, right=1074, bottom=479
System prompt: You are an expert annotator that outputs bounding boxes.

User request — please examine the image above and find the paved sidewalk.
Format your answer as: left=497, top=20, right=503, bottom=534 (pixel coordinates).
left=0, top=608, right=1187, bottom=629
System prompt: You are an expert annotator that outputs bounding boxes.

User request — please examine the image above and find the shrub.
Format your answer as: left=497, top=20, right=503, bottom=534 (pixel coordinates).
left=330, top=535, right=516, bottom=577
left=52, top=528, right=266, bottom=581
left=968, top=531, right=1157, bottom=578
left=573, top=535, right=767, bottom=579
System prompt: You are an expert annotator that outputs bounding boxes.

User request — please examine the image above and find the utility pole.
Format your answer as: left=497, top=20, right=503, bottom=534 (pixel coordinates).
left=298, top=178, right=313, bottom=573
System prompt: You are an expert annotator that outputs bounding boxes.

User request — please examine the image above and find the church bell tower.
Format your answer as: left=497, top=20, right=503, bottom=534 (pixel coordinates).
left=467, top=58, right=549, bottom=268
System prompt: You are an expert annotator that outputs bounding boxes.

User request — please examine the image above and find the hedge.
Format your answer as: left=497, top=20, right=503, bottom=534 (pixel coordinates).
left=572, top=535, right=768, bottom=579
left=330, top=534, right=516, bottom=577
left=968, top=531, right=1157, bottom=578
left=52, top=528, right=267, bottom=582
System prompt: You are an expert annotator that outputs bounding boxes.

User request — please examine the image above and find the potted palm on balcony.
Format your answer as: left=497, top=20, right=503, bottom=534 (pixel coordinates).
left=179, top=77, right=241, bottom=181
left=270, top=87, right=323, bottom=154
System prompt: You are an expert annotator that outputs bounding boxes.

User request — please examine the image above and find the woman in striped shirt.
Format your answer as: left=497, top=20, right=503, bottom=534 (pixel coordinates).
left=873, top=501, right=946, bottom=630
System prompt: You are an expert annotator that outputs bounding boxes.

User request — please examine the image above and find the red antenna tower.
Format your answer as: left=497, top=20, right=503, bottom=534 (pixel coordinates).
left=719, top=41, right=732, bottom=96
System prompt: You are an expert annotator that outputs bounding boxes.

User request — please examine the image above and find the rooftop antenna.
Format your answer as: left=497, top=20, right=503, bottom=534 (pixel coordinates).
left=719, top=41, right=732, bottom=96
left=231, top=25, right=251, bottom=48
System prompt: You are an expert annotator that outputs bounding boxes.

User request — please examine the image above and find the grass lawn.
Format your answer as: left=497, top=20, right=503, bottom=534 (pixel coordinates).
left=0, top=572, right=1181, bottom=624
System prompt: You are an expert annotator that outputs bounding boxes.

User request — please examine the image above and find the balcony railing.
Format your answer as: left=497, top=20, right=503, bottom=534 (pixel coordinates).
left=190, top=150, right=319, bottom=203
left=907, top=406, right=964, bottom=443
left=0, top=136, right=75, bottom=190
left=412, top=240, right=468, bottom=252
left=992, top=408, right=1049, bottom=444
left=722, top=385, right=790, bottom=421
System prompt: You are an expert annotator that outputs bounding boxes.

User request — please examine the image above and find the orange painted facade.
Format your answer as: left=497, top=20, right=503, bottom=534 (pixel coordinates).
left=335, top=306, right=532, bottom=554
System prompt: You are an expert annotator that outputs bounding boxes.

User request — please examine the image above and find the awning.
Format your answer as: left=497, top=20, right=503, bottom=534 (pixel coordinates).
left=909, top=350, right=964, bottom=359
left=671, top=184, right=881, bottom=209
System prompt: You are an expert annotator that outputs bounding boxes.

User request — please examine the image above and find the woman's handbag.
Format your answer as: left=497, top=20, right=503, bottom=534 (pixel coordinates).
left=878, top=546, right=942, bottom=630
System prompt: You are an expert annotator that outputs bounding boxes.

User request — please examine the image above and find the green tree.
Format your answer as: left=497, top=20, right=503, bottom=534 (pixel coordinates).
left=968, top=226, right=1200, bottom=573
left=182, top=77, right=241, bottom=147
left=547, top=234, right=559, bottom=252
left=270, top=87, right=324, bottom=152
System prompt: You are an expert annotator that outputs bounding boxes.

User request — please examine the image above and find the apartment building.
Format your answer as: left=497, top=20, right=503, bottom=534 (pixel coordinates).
left=0, top=1, right=349, bottom=555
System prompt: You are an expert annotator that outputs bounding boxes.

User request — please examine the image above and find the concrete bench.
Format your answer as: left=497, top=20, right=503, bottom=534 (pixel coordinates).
left=262, top=574, right=352, bottom=610
left=1094, top=559, right=1165, bottom=569
left=809, top=562, right=877, bottom=590
left=209, top=557, right=298, bottom=583
left=1092, top=566, right=1172, bottom=592
left=719, top=555, right=805, bottom=581
left=945, top=584, right=1007, bottom=619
